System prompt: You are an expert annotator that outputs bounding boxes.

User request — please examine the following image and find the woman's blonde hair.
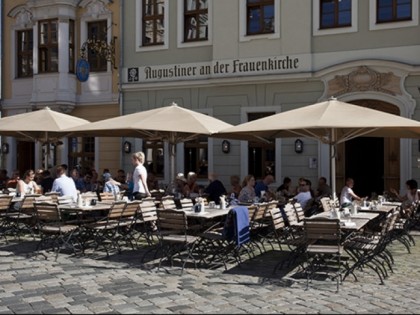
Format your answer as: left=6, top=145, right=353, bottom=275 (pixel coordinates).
left=132, top=151, right=145, bottom=163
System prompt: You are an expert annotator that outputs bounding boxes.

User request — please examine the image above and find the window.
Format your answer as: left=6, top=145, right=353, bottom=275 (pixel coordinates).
left=248, top=112, right=275, bottom=179
left=87, top=20, right=108, bottom=72
left=17, top=29, right=33, bottom=78
left=377, top=0, right=412, bottom=23
left=38, top=19, right=58, bottom=73
left=143, top=141, right=164, bottom=177
left=369, top=0, right=417, bottom=30
left=184, top=0, right=208, bottom=42
left=184, top=136, right=208, bottom=178
left=142, top=0, right=165, bottom=46
left=320, top=0, right=352, bottom=29
left=69, top=20, right=75, bottom=73
left=246, top=0, right=275, bottom=35
left=68, top=137, right=95, bottom=174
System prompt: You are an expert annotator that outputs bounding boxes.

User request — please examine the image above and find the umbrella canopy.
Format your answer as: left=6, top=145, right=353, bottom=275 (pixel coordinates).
left=64, top=102, right=234, bottom=181
left=216, top=98, right=420, bottom=198
left=0, top=107, right=90, bottom=142
left=0, top=107, right=90, bottom=168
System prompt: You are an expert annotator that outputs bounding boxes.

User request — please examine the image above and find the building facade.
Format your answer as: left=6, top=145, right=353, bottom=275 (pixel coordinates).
left=1, top=0, right=121, bottom=176
left=1, top=0, right=420, bottom=197
left=119, top=0, right=420, bottom=196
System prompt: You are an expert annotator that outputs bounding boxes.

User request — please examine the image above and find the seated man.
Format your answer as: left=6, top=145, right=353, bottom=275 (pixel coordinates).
left=204, top=173, right=227, bottom=205
left=293, top=178, right=313, bottom=209
left=51, top=165, right=78, bottom=202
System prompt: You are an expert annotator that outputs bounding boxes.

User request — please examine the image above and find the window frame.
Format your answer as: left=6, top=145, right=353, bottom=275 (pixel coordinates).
left=247, top=112, right=276, bottom=180
left=143, top=141, right=165, bottom=178
left=183, top=0, right=209, bottom=43
left=136, top=0, right=169, bottom=51
left=184, top=136, right=208, bottom=179
left=376, top=0, right=412, bottom=23
left=142, top=0, right=165, bottom=47
left=246, top=0, right=275, bottom=36
left=319, top=0, right=352, bottom=29
left=16, top=29, right=33, bottom=78
left=369, top=0, right=418, bottom=30
left=69, top=19, right=75, bottom=74
left=313, top=0, right=358, bottom=36
left=68, top=136, right=95, bottom=174
left=239, top=0, right=280, bottom=42
left=87, top=20, right=108, bottom=72
left=38, top=19, right=59, bottom=73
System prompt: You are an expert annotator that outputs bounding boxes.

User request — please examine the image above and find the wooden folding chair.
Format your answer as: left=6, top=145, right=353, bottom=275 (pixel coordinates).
left=156, top=209, right=199, bottom=274
left=33, top=201, right=81, bottom=260
left=303, top=217, right=343, bottom=292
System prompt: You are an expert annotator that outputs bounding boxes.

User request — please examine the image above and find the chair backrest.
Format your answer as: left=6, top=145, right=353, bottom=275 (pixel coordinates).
left=139, top=197, right=158, bottom=223
left=100, top=192, right=115, bottom=202
left=269, top=207, right=287, bottom=232
left=122, top=201, right=141, bottom=219
left=57, top=195, right=74, bottom=205
left=320, top=197, right=334, bottom=212
left=293, top=202, right=306, bottom=222
left=157, top=209, right=188, bottom=234
left=0, top=195, right=13, bottom=212
left=161, top=195, right=177, bottom=210
left=247, top=205, right=258, bottom=223
left=107, top=201, right=127, bottom=220
left=33, top=201, right=61, bottom=223
left=20, top=194, right=42, bottom=213
left=44, top=192, right=60, bottom=203
left=304, top=217, right=341, bottom=244
left=283, top=202, right=299, bottom=226
left=179, top=197, right=194, bottom=210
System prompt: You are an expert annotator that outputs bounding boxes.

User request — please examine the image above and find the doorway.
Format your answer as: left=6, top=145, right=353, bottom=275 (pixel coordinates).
left=335, top=99, right=400, bottom=197
left=345, top=137, right=384, bottom=198
left=17, top=141, right=35, bottom=172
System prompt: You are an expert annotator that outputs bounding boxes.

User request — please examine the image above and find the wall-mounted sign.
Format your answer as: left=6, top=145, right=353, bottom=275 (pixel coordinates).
left=76, top=58, right=90, bottom=82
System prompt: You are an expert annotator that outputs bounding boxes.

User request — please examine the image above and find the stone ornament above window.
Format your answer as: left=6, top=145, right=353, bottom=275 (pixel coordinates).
left=8, top=6, right=33, bottom=28
left=79, top=0, right=112, bottom=18
left=327, top=66, right=402, bottom=97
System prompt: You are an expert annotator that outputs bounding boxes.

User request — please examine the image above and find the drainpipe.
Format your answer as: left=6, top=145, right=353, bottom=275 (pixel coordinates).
left=118, top=0, right=125, bottom=170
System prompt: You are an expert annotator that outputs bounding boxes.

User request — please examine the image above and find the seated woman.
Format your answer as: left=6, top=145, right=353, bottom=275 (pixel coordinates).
left=16, top=169, right=41, bottom=196
left=238, top=175, right=256, bottom=203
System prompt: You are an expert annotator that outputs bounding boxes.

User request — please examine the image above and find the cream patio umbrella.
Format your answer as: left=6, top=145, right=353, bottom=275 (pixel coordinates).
left=63, top=102, right=234, bottom=182
left=216, top=97, right=420, bottom=198
left=0, top=107, right=90, bottom=169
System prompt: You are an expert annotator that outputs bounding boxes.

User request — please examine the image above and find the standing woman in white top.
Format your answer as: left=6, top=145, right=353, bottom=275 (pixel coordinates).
left=131, top=151, right=151, bottom=200
left=16, top=169, right=41, bottom=196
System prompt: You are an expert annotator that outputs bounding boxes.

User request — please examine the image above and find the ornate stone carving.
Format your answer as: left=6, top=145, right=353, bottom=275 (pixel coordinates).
left=327, top=66, right=402, bottom=97
left=84, top=0, right=111, bottom=18
left=15, top=9, right=33, bottom=28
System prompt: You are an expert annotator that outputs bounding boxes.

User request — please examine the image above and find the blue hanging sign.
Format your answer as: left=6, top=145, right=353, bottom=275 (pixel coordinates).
left=76, top=58, right=90, bottom=82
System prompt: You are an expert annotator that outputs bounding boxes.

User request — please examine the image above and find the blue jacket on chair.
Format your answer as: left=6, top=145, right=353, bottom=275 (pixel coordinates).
left=223, top=206, right=250, bottom=246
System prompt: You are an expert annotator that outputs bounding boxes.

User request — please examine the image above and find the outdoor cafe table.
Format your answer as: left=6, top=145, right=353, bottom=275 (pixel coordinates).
left=303, top=211, right=380, bottom=232
left=358, top=201, right=401, bottom=214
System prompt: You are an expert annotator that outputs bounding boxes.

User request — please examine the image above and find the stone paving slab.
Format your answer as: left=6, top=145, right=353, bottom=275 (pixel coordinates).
left=0, top=233, right=420, bottom=314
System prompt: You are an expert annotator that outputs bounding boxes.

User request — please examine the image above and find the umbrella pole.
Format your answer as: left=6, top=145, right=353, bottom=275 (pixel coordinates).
left=330, top=129, right=337, bottom=202
left=170, top=143, right=176, bottom=184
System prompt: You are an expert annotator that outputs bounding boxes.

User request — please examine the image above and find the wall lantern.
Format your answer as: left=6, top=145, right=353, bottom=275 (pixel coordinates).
left=123, top=141, right=131, bottom=154
left=294, top=139, right=303, bottom=154
left=222, top=140, right=230, bottom=154
left=1, top=143, right=9, bottom=154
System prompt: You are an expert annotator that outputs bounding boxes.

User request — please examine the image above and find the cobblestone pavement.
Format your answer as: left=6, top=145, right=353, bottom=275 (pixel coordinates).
left=0, top=231, right=420, bottom=314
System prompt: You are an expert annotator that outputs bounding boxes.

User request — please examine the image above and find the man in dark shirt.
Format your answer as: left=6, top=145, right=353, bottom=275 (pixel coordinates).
left=204, top=173, right=227, bottom=205
left=40, top=170, right=55, bottom=193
